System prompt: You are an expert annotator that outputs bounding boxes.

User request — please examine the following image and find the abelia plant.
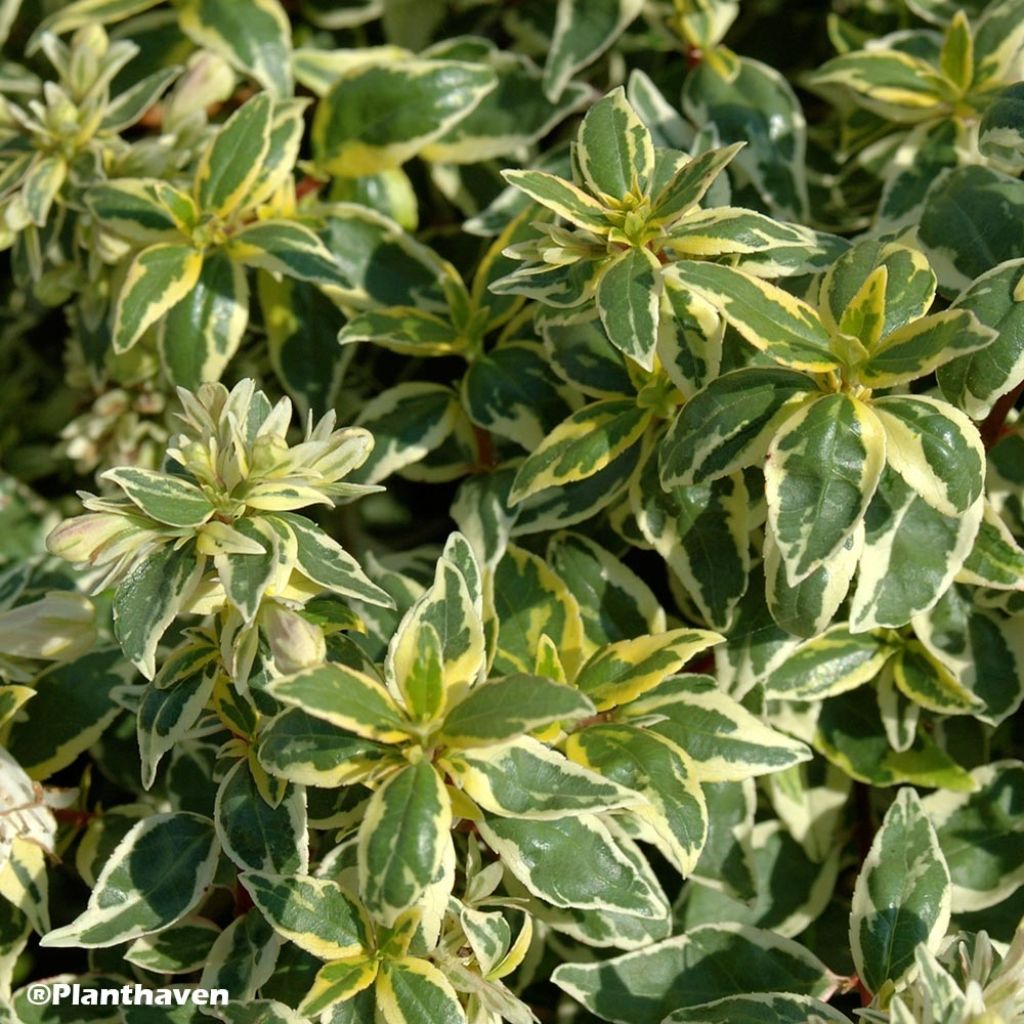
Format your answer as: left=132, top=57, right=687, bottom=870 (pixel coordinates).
left=1, top=1, right=1024, bottom=1024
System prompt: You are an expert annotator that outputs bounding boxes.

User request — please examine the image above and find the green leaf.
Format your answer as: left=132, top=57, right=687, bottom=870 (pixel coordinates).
left=765, top=394, right=886, bottom=583
left=874, top=395, right=985, bottom=516
left=633, top=453, right=750, bottom=631
left=577, top=87, right=654, bottom=201
left=193, top=92, right=274, bottom=216
left=260, top=275, right=346, bottom=419
left=650, top=145, right=743, bottom=227
left=299, top=958, right=378, bottom=1017
left=215, top=761, right=307, bottom=875
left=546, top=530, right=666, bottom=648
left=668, top=262, right=837, bottom=372
left=972, top=0, right=1024, bottom=88
left=918, top=166, right=1024, bottom=292
left=357, top=760, right=452, bottom=926
left=660, top=368, right=818, bottom=487
left=539, top=307, right=633, bottom=396
left=124, top=917, right=221, bottom=975
left=88, top=179, right=197, bottom=244
left=446, top=736, right=639, bottom=819
left=922, top=760, right=1024, bottom=912
left=665, top=993, right=851, bottom=1024
left=180, top=0, right=292, bottom=97
left=339, top=307, right=464, bottom=357
left=28, top=0, right=163, bottom=48
left=240, top=872, right=370, bottom=961
left=807, top=50, right=944, bottom=119
left=490, top=543, right=585, bottom=678
left=914, top=583, right=1024, bottom=725
left=227, top=220, right=346, bottom=287
left=573, top=628, right=723, bottom=711
left=4, top=650, right=126, bottom=781
left=198, top=907, right=278, bottom=1003
left=114, top=541, right=205, bottom=679
left=160, top=250, right=249, bottom=388
left=850, top=788, right=951, bottom=994
left=112, top=243, right=204, bottom=354
left=820, top=240, right=936, bottom=341
left=764, top=521, right=863, bottom=638
left=463, top=342, right=574, bottom=451
left=624, top=675, right=812, bottom=782
left=763, top=626, right=894, bottom=702
left=666, top=208, right=813, bottom=262
left=682, top=57, right=810, bottom=220
left=377, top=958, right=467, bottom=1024
left=21, top=154, right=65, bottom=227
left=596, top=247, right=662, bottom=370
left=552, top=923, right=834, bottom=1024
left=101, top=67, right=182, bottom=135
left=479, top=813, right=667, bottom=918
left=940, top=11, right=974, bottom=90
left=103, top=467, right=214, bottom=527
left=388, top=552, right=485, bottom=712
left=312, top=61, right=497, bottom=176
left=509, top=399, right=651, bottom=503
left=958, top=501, right=1024, bottom=589
left=267, top=663, right=411, bottom=744
left=568, top=725, right=708, bottom=875
left=41, top=813, right=219, bottom=948
left=137, top=657, right=218, bottom=789
left=439, top=674, right=594, bottom=749
left=893, top=641, right=983, bottom=714
left=501, top=169, right=612, bottom=232
left=858, top=310, right=996, bottom=388
left=814, top=686, right=976, bottom=791
left=850, top=468, right=982, bottom=631
left=217, top=517, right=282, bottom=625
left=979, top=82, right=1024, bottom=166
left=420, top=49, right=589, bottom=164
left=938, top=258, right=1024, bottom=419
left=258, top=708, right=392, bottom=787
left=276, top=512, right=392, bottom=607
left=542, top=0, right=644, bottom=102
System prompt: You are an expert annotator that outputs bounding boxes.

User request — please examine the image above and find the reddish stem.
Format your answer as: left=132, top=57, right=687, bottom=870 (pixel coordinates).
left=296, top=175, right=323, bottom=201
left=473, top=425, right=498, bottom=471
left=53, top=808, right=95, bottom=829
left=979, top=380, right=1024, bottom=450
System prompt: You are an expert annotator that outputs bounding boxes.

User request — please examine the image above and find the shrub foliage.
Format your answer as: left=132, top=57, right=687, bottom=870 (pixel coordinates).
left=1, top=0, right=1024, bottom=1022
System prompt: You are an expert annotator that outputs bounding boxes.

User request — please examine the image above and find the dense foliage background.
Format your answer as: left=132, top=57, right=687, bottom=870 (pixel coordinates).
left=1, top=0, right=1024, bottom=1022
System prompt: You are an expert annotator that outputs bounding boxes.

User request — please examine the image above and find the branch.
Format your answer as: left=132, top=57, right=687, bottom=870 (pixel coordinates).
left=979, top=381, right=1024, bottom=450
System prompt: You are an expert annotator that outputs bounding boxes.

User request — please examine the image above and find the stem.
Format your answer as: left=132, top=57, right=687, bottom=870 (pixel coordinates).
left=979, top=380, right=1024, bottom=450
left=472, top=425, right=498, bottom=471
left=53, top=807, right=95, bottom=829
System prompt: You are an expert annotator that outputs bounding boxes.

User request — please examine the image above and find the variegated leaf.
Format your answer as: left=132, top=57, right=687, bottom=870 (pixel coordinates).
left=357, top=760, right=453, bottom=926
left=623, top=675, right=812, bottom=781
left=568, top=725, right=708, bottom=875
left=266, top=663, right=411, bottom=744
left=444, top=736, right=639, bottom=819
left=668, top=262, right=838, bottom=372
left=573, top=628, right=723, bottom=711
left=509, top=399, right=651, bottom=503
left=41, top=813, right=219, bottom=948
left=765, top=394, right=886, bottom=583
left=112, top=243, right=204, bottom=354
left=439, top=674, right=594, bottom=749
left=849, top=788, right=951, bottom=993
left=660, top=368, right=818, bottom=487
left=313, top=61, right=496, bottom=176
left=479, top=812, right=667, bottom=918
